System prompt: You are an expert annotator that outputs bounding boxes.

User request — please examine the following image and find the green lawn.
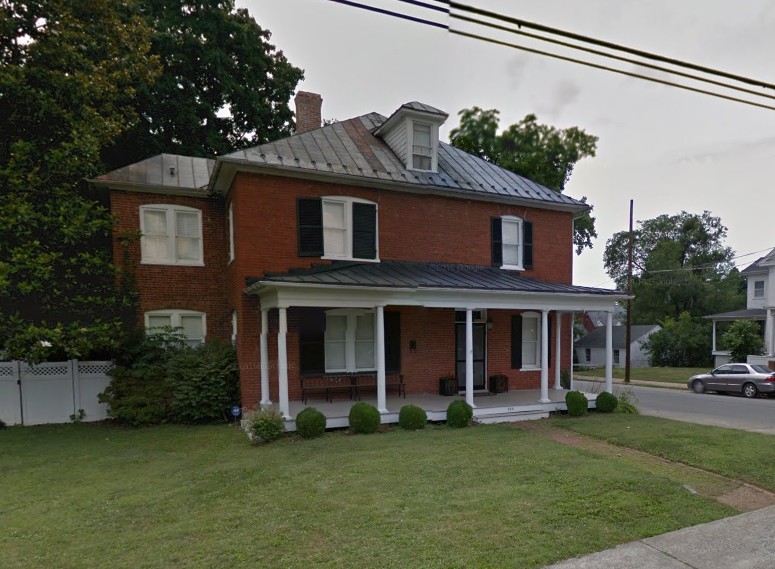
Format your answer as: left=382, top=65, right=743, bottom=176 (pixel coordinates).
left=0, top=422, right=736, bottom=569
left=553, top=414, right=775, bottom=492
left=574, top=366, right=709, bottom=384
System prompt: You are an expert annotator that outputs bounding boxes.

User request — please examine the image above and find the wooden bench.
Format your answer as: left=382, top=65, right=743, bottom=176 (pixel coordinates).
left=300, top=375, right=356, bottom=404
left=354, top=374, right=406, bottom=400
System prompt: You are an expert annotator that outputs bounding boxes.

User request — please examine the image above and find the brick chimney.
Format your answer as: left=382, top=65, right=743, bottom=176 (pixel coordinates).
left=294, top=91, right=323, bottom=134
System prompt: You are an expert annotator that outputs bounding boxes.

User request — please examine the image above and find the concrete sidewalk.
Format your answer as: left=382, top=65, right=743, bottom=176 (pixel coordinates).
left=544, top=505, right=775, bottom=568
left=575, top=375, right=684, bottom=390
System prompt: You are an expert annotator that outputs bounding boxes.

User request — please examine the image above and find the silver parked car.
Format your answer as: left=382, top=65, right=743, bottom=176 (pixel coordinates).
left=687, top=363, right=775, bottom=398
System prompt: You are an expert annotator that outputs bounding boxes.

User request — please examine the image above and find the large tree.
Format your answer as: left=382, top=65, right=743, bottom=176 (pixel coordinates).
left=604, top=211, right=744, bottom=324
left=449, top=107, right=599, bottom=254
left=0, top=0, right=159, bottom=361
left=103, top=0, right=304, bottom=168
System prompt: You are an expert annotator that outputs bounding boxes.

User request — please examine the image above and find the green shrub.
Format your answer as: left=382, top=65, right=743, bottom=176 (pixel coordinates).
left=615, top=391, right=640, bottom=414
left=398, top=404, right=427, bottom=430
left=595, top=391, right=618, bottom=413
left=98, top=362, right=173, bottom=425
left=246, top=406, right=285, bottom=443
left=565, top=390, right=588, bottom=417
left=296, top=407, right=327, bottom=439
left=348, top=402, right=381, bottom=434
left=168, top=341, right=240, bottom=423
left=0, top=419, right=6, bottom=429
left=446, top=400, right=473, bottom=428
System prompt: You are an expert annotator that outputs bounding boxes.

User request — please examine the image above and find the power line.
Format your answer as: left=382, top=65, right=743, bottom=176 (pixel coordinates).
left=327, top=0, right=448, bottom=29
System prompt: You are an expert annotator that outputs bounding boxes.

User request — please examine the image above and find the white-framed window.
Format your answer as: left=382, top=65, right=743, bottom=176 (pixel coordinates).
left=324, top=309, right=376, bottom=372
left=613, top=349, right=620, bottom=365
left=584, top=348, right=591, bottom=362
left=140, top=205, right=203, bottom=265
left=521, top=312, right=540, bottom=369
left=754, top=280, right=765, bottom=298
left=321, top=196, right=378, bottom=261
left=228, top=202, right=235, bottom=263
left=501, top=216, right=523, bottom=270
left=412, top=121, right=433, bottom=170
left=231, top=310, right=237, bottom=345
left=145, top=310, right=206, bottom=347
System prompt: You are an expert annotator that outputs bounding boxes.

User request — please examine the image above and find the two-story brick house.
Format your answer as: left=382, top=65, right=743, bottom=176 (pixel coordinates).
left=706, top=248, right=775, bottom=367
left=93, top=92, right=625, bottom=424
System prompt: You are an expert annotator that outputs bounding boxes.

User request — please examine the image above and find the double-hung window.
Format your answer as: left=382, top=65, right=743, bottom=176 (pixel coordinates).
left=492, top=216, right=533, bottom=270
left=521, top=313, right=540, bottom=368
left=145, top=310, right=206, bottom=347
left=297, top=197, right=378, bottom=260
left=324, top=309, right=376, bottom=373
left=140, top=205, right=203, bottom=265
left=412, top=122, right=433, bottom=170
left=754, top=280, right=765, bottom=299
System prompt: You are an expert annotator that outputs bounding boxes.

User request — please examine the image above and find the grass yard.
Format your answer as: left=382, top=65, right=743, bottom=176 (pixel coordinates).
left=574, top=366, right=709, bottom=384
left=0, top=422, right=737, bottom=569
left=553, top=414, right=775, bottom=492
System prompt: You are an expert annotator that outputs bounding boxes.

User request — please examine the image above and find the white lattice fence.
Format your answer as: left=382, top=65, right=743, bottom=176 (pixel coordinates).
left=0, top=360, right=111, bottom=426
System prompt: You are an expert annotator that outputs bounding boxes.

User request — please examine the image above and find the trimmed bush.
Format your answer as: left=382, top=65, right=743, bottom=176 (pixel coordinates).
left=348, top=402, right=381, bottom=434
left=247, top=406, right=285, bottom=443
left=560, top=368, right=571, bottom=390
left=398, top=404, right=427, bottom=430
left=565, top=390, right=588, bottom=417
left=595, top=391, right=618, bottom=413
left=296, top=407, right=327, bottom=439
left=446, top=400, right=473, bottom=428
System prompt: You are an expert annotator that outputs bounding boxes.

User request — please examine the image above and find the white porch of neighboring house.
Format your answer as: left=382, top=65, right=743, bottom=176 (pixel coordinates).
left=706, top=309, right=772, bottom=367
left=245, top=261, right=626, bottom=427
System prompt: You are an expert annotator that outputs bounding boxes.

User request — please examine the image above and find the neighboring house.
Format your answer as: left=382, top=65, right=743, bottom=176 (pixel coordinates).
left=705, top=249, right=775, bottom=367
left=575, top=325, right=660, bottom=369
left=91, top=92, right=626, bottom=419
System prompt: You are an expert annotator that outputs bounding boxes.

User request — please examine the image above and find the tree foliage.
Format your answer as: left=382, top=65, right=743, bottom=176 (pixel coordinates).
left=0, top=0, right=159, bottom=361
left=721, top=320, right=763, bottom=363
left=604, top=211, right=744, bottom=323
left=103, top=0, right=304, bottom=168
left=642, top=312, right=712, bottom=368
left=449, top=107, right=599, bottom=254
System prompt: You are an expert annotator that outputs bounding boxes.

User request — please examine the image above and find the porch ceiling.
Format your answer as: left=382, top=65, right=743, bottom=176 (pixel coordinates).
left=247, top=260, right=627, bottom=311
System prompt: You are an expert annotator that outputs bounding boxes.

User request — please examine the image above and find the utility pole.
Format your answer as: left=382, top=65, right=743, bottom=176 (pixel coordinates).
left=625, top=200, right=634, bottom=383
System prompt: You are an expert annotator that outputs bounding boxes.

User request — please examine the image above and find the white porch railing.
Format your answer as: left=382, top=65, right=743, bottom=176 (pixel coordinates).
left=0, top=360, right=112, bottom=426
left=747, top=355, right=775, bottom=369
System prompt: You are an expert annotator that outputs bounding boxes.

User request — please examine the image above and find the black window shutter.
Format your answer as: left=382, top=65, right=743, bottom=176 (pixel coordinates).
left=523, top=221, right=533, bottom=269
left=299, top=308, right=325, bottom=374
left=384, top=311, right=401, bottom=373
left=511, top=315, right=522, bottom=369
left=297, top=198, right=323, bottom=257
left=352, top=202, right=377, bottom=259
left=491, top=218, right=503, bottom=266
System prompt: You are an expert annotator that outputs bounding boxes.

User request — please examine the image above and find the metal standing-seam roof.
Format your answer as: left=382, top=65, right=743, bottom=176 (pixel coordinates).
left=255, top=260, right=622, bottom=295
left=93, top=154, right=215, bottom=193
left=220, top=112, right=587, bottom=211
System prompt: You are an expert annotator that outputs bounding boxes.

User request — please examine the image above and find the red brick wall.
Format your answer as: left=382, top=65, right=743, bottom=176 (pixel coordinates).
left=110, top=190, right=231, bottom=340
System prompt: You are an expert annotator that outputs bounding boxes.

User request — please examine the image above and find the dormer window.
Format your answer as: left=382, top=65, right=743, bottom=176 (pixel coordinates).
left=412, top=122, right=433, bottom=170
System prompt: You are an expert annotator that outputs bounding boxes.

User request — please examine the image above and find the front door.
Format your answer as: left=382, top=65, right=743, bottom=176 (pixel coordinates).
left=455, top=323, right=486, bottom=391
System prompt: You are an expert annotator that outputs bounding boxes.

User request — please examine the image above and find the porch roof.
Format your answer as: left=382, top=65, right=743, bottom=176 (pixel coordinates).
left=256, top=260, right=623, bottom=295
left=704, top=308, right=767, bottom=321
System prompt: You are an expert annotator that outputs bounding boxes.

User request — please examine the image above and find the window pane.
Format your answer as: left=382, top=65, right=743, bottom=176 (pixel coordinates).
left=323, top=202, right=346, bottom=256
left=355, top=341, right=374, bottom=369
left=176, top=236, right=201, bottom=261
left=323, top=201, right=345, bottom=229
left=503, top=244, right=520, bottom=266
left=355, top=313, right=374, bottom=341
left=522, top=318, right=537, bottom=341
left=180, top=315, right=203, bottom=339
left=148, top=315, right=171, bottom=329
left=502, top=220, right=520, bottom=244
left=176, top=211, right=200, bottom=237
left=325, top=342, right=346, bottom=370
left=143, top=235, right=170, bottom=261
left=324, top=227, right=346, bottom=256
left=522, top=317, right=538, bottom=366
left=413, top=123, right=431, bottom=147
left=412, top=154, right=432, bottom=170
left=143, top=210, right=167, bottom=235
left=326, top=315, right=347, bottom=341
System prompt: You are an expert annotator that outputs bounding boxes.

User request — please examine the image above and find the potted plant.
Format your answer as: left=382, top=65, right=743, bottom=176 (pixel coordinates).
left=489, top=373, right=509, bottom=394
left=439, top=373, right=457, bottom=396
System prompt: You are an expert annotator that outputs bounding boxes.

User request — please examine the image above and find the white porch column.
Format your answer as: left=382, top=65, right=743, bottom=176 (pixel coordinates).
left=277, top=307, right=290, bottom=419
left=767, top=309, right=774, bottom=356
left=569, top=311, right=575, bottom=391
left=376, top=305, right=388, bottom=414
left=260, top=309, right=270, bottom=405
left=605, top=311, right=613, bottom=394
left=465, top=308, right=475, bottom=408
left=553, top=312, right=562, bottom=390
left=539, top=309, right=550, bottom=403
left=712, top=320, right=717, bottom=352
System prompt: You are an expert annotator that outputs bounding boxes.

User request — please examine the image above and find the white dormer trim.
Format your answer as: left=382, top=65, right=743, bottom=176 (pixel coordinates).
left=375, top=105, right=447, bottom=174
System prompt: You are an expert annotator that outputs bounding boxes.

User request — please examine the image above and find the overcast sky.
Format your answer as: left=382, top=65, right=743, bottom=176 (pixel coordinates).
left=241, top=0, right=775, bottom=288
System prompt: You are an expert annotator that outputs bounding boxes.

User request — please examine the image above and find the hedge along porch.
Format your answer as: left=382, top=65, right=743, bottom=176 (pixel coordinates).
left=245, top=261, right=626, bottom=420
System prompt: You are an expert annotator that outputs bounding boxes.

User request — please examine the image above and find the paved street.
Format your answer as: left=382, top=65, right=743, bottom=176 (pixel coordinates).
left=573, top=379, right=775, bottom=434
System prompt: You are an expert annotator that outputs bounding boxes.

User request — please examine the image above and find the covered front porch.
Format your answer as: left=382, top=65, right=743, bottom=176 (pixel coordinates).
left=245, top=261, right=627, bottom=424
left=285, top=387, right=597, bottom=431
